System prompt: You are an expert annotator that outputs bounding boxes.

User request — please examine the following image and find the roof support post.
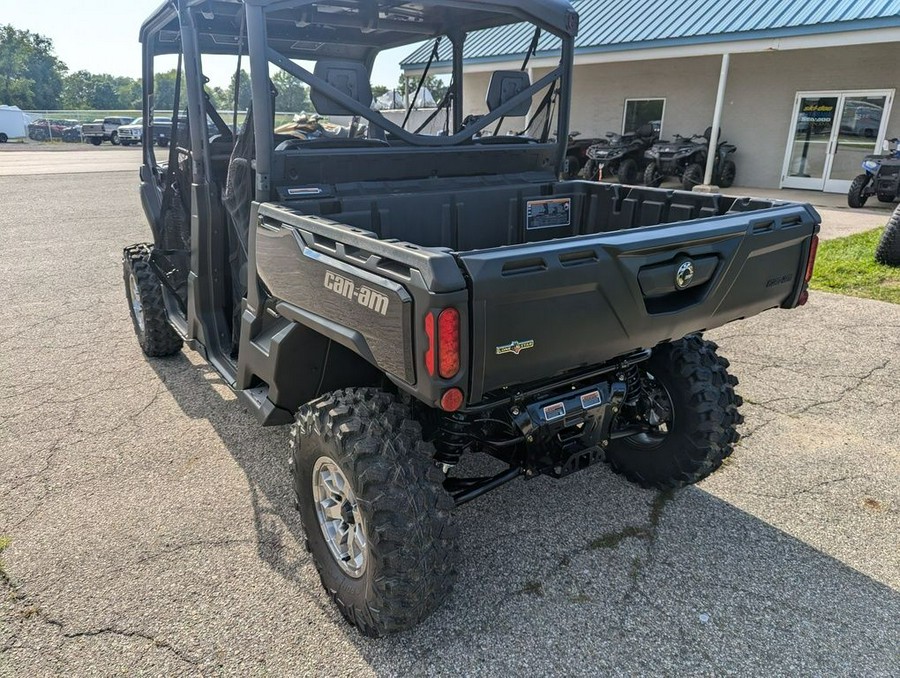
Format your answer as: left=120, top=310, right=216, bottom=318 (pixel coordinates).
left=701, top=52, right=730, bottom=188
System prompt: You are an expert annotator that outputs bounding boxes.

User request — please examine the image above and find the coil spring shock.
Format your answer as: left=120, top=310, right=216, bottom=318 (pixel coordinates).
left=434, top=413, right=472, bottom=468
left=622, top=363, right=644, bottom=405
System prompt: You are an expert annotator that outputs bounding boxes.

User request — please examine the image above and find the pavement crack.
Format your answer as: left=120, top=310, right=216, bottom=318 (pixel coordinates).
left=61, top=627, right=200, bottom=666
left=735, top=474, right=868, bottom=499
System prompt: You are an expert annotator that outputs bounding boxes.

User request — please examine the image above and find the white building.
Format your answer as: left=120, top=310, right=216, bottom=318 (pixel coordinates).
left=402, top=0, right=900, bottom=194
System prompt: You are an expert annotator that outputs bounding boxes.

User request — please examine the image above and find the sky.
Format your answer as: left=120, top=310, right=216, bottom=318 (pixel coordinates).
left=3, top=0, right=412, bottom=89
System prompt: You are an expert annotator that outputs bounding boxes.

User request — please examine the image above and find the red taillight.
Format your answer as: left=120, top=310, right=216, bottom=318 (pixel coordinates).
left=805, top=235, right=819, bottom=283
left=437, top=308, right=460, bottom=378
left=441, top=388, right=464, bottom=412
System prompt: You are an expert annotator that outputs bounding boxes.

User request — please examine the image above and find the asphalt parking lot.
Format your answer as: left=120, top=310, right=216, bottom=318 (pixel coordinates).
left=1, top=147, right=898, bottom=676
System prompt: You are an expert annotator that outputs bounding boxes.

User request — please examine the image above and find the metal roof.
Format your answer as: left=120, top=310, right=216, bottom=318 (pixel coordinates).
left=401, top=0, right=900, bottom=67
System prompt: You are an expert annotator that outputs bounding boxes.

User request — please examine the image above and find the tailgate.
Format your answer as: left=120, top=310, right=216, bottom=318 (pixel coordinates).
left=459, top=204, right=818, bottom=401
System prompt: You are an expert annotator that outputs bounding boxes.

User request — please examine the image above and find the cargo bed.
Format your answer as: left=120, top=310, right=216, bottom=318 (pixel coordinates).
left=255, top=179, right=819, bottom=405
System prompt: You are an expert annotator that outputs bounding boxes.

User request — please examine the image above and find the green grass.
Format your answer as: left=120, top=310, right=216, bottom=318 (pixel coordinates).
left=810, top=227, right=900, bottom=305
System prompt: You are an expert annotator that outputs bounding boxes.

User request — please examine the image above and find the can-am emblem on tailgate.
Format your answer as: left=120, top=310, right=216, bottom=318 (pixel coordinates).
left=496, top=339, right=535, bottom=356
left=675, top=260, right=695, bottom=290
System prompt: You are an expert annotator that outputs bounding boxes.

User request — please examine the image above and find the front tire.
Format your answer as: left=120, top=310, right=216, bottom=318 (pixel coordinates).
left=617, top=158, right=638, bottom=185
left=562, top=155, right=582, bottom=180
left=681, top=163, right=705, bottom=190
left=848, top=174, right=870, bottom=208
left=110, top=131, right=120, bottom=145
left=123, top=244, right=183, bottom=357
left=875, top=204, right=900, bottom=266
left=606, top=336, right=743, bottom=489
left=291, top=388, right=457, bottom=637
left=643, top=161, right=662, bottom=187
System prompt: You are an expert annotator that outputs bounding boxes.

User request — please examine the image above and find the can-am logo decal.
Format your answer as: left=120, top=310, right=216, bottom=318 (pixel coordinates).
left=496, top=339, right=535, bottom=356
left=324, top=271, right=390, bottom=316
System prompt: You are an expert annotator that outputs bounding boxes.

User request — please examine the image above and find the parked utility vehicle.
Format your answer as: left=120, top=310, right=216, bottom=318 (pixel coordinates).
left=644, top=128, right=737, bottom=190
left=126, top=0, right=819, bottom=637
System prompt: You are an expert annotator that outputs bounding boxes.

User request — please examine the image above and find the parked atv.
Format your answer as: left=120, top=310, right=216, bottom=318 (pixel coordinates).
left=644, top=128, right=737, bottom=190
left=562, top=131, right=607, bottom=179
left=582, top=124, right=658, bottom=183
left=848, top=138, right=900, bottom=208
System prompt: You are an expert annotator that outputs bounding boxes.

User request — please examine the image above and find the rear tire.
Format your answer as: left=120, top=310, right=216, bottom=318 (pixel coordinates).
left=90, top=137, right=102, bottom=146
left=606, top=335, right=743, bottom=489
left=717, top=159, right=736, bottom=188
left=123, top=244, right=183, bottom=357
left=681, top=163, right=704, bottom=190
left=643, top=161, right=662, bottom=187
left=291, top=388, right=457, bottom=637
left=0, top=133, right=7, bottom=143
left=617, top=158, right=638, bottom=185
left=848, top=174, right=870, bottom=208
left=875, top=205, right=900, bottom=266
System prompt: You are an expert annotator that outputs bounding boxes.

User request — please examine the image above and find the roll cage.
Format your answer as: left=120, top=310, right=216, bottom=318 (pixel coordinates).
left=136, top=0, right=577, bottom=391
left=140, top=0, right=578, bottom=198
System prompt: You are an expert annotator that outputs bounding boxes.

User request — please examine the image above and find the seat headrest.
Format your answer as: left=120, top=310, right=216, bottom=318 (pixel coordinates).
left=636, top=123, right=654, bottom=138
left=486, top=71, right=532, bottom=118
left=310, top=60, right=373, bottom=116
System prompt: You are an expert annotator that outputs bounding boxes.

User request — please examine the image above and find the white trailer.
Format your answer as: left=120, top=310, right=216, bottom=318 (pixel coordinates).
left=0, top=105, right=29, bottom=142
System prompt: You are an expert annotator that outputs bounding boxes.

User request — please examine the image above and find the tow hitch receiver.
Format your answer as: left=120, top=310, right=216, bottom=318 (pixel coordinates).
left=511, top=381, right=628, bottom=477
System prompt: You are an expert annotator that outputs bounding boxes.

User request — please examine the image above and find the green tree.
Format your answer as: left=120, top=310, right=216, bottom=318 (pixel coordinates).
left=272, top=69, right=310, bottom=113
left=0, top=25, right=67, bottom=109
left=114, top=76, right=142, bottom=109
left=62, top=71, right=141, bottom=109
left=397, top=73, right=447, bottom=102
left=225, top=69, right=252, bottom=111
left=371, top=84, right=389, bottom=99
left=153, top=69, right=187, bottom=111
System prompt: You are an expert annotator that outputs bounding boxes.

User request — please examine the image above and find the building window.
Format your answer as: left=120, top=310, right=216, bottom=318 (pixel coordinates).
left=623, top=98, right=665, bottom=135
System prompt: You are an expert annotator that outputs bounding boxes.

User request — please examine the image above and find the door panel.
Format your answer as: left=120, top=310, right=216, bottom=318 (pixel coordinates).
left=783, top=90, right=895, bottom=193
left=824, top=94, right=891, bottom=192
left=783, top=95, right=838, bottom=190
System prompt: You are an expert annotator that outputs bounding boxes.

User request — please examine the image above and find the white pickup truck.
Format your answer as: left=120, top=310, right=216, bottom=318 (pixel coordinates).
left=81, top=116, right=133, bottom=146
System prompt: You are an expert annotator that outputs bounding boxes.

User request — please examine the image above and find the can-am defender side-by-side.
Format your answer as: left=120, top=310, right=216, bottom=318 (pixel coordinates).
left=847, top=137, right=900, bottom=208
left=644, top=128, right=737, bottom=190
left=126, top=0, right=819, bottom=637
left=581, top=124, right=658, bottom=183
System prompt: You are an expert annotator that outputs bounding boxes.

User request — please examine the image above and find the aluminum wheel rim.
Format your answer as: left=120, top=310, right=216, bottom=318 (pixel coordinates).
left=312, top=457, right=367, bottom=578
left=129, top=273, right=145, bottom=332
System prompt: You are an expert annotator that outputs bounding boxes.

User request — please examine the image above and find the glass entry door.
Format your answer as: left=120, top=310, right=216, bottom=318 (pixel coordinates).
left=782, top=90, right=894, bottom=192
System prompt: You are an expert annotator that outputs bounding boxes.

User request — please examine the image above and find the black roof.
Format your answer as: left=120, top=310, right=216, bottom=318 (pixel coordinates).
left=141, top=0, right=578, bottom=60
